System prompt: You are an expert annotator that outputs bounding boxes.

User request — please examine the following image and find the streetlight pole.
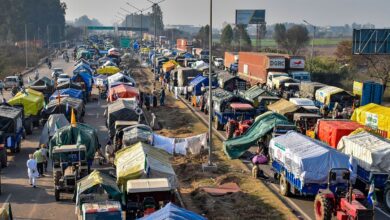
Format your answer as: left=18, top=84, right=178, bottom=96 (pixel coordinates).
left=208, top=0, right=213, bottom=166
left=303, top=20, right=316, bottom=59
left=126, top=2, right=150, bottom=42
left=25, top=23, right=28, bottom=68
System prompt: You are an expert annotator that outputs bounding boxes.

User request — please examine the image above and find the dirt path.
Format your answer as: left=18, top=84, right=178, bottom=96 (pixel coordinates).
left=131, top=67, right=297, bottom=220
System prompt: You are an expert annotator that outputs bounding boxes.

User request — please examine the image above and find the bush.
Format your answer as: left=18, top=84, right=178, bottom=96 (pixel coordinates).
left=306, top=56, right=350, bottom=87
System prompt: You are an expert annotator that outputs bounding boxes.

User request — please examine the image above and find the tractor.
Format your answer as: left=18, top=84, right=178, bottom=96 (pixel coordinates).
left=226, top=119, right=253, bottom=139
left=314, top=168, right=374, bottom=220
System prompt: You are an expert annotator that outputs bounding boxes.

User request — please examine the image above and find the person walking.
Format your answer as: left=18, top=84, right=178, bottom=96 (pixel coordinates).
left=33, top=148, right=44, bottom=177
left=27, top=154, right=38, bottom=188
left=144, top=93, right=150, bottom=111
left=160, top=88, right=165, bottom=106
left=40, top=144, right=48, bottom=173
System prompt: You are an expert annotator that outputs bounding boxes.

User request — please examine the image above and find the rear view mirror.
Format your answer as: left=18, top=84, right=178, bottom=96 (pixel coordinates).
left=330, top=172, right=337, bottom=181
left=342, top=171, right=350, bottom=180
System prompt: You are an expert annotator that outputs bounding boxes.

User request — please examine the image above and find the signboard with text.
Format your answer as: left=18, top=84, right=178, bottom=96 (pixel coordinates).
left=236, top=10, right=265, bottom=25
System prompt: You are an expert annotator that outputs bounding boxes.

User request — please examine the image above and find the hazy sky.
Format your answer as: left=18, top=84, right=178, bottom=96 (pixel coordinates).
left=63, top=0, right=390, bottom=27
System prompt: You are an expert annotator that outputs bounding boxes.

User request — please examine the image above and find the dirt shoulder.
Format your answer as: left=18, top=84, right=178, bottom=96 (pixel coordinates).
left=131, top=67, right=297, bottom=220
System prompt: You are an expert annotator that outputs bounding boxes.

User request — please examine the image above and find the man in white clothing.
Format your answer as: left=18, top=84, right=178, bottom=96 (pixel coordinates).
left=27, top=154, right=38, bottom=188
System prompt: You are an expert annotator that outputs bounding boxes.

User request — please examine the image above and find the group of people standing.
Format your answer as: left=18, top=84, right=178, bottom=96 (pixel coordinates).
left=26, top=145, right=48, bottom=188
left=139, top=87, right=166, bottom=111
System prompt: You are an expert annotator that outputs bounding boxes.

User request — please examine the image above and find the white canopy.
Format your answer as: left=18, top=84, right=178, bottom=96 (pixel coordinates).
left=39, top=114, right=69, bottom=146
left=107, top=72, right=136, bottom=87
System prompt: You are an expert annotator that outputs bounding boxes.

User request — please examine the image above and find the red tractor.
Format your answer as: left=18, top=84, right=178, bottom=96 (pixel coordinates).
left=226, top=119, right=253, bottom=139
left=314, top=168, right=374, bottom=220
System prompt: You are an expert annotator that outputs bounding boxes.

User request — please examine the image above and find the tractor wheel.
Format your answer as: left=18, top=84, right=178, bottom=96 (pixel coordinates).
left=25, top=119, right=33, bottom=135
left=226, top=121, right=236, bottom=139
left=314, top=194, right=333, bottom=220
left=384, top=184, right=390, bottom=212
left=279, top=173, right=290, bottom=196
left=54, top=171, right=61, bottom=185
left=54, top=188, right=60, bottom=201
left=204, top=107, right=208, bottom=115
left=0, top=148, right=7, bottom=168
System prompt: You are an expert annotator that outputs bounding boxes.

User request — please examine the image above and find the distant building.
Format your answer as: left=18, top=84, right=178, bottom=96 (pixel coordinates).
left=165, top=25, right=201, bottom=34
left=122, top=13, right=152, bottom=31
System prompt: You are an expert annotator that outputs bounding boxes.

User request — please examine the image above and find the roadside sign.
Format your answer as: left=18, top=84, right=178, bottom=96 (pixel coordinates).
left=236, top=10, right=265, bottom=25
left=120, top=37, right=131, bottom=48
left=352, top=29, right=390, bottom=55
left=87, top=26, right=114, bottom=30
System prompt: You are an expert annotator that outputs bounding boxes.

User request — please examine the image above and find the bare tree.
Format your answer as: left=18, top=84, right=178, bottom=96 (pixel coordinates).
left=273, top=24, right=309, bottom=55
left=365, top=55, right=390, bottom=91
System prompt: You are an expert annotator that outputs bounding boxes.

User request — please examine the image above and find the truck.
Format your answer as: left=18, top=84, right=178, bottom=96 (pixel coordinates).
left=352, top=81, right=383, bottom=106
left=224, top=52, right=239, bottom=74
left=238, top=52, right=288, bottom=86
left=192, top=48, right=209, bottom=62
left=269, top=131, right=353, bottom=197
left=337, top=131, right=390, bottom=211
left=79, top=201, right=124, bottom=220
left=287, top=56, right=311, bottom=82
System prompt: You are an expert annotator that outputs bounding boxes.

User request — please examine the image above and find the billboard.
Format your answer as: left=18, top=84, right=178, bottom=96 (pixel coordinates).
left=352, top=29, right=390, bottom=55
left=236, top=10, right=265, bottom=25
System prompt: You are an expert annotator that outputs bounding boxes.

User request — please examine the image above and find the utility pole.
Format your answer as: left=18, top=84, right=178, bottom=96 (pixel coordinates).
left=25, top=24, right=28, bottom=68
left=154, top=3, right=157, bottom=75
left=303, top=20, right=316, bottom=59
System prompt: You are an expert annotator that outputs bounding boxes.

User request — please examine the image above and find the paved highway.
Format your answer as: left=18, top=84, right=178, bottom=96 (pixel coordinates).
left=0, top=54, right=109, bottom=219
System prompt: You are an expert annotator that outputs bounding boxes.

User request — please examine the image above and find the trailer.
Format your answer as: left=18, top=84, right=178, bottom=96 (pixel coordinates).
left=269, top=131, right=354, bottom=197
left=224, top=52, right=239, bottom=73
left=337, top=131, right=390, bottom=210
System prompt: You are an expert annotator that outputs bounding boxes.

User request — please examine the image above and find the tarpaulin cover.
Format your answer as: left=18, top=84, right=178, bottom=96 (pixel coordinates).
left=72, top=72, right=93, bottom=92
left=140, top=202, right=205, bottom=220
left=162, top=60, right=178, bottom=73
left=242, top=85, right=272, bottom=102
left=267, top=99, right=299, bottom=115
left=39, top=114, right=69, bottom=146
left=272, top=76, right=296, bottom=90
left=191, top=60, right=209, bottom=70
left=315, top=86, right=344, bottom=105
left=97, top=66, right=120, bottom=75
left=43, top=97, right=84, bottom=121
left=223, top=112, right=292, bottom=159
left=107, top=73, right=136, bottom=87
left=122, top=125, right=153, bottom=147
left=177, top=68, right=200, bottom=87
left=299, top=82, right=326, bottom=99
left=73, top=62, right=93, bottom=75
left=49, top=123, right=100, bottom=160
left=106, top=99, right=140, bottom=137
left=29, top=76, right=54, bottom=87
left=270, top=131, right=354, bottom=186
left=57, top=81, right=83, bottom=91
left=49, top=88, right=84, bottom=101
left=317, top=120, right=362, bottom=148
left=338, top=131, right=390, bottom=172
left=107, top=84, right=139, bottom=102
left=114, top=142, right=177, bottom=188
left=75, top=170, right=122, bottom=207
left=351, top=103, right=390, bottom=138
left=8, top=89, right=44, bottom=116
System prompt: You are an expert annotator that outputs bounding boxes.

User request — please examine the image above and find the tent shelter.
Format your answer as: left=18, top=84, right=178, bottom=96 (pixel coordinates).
left=49, top=88, right=84, bottom=101
left=107, top=84, right=139, bottom=102
left=140, top=202, right=205, bottom=220
left=39, top=114, right=69, bottom=146
left=42, top=97, right=85, bottom=122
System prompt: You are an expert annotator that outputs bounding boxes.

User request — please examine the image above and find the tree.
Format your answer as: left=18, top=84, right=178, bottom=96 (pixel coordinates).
left=273, top=24, right=309, bottom=55
left=365, top=56, right=390, bottom=91
left=74, top=15, right=102, bottom=27
left=232, top=24, right=251, bottom=51
left=150, top=4, right=164, bottom=35
left=196, top=25, right=209, bottom=48
left=220, top=24, right=233, bottom=48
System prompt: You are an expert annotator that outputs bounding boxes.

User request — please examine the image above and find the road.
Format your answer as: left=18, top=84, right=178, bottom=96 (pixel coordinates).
left=0, top=54, right=109, bottom=220
left=177, top=95, right=390, bottom=220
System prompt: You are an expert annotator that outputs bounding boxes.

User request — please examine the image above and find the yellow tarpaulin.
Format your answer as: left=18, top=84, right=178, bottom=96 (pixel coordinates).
left=114, top=142, right=176, bottom=188
left=267, top=99, right=299, bottom=115
left=141, top=47, right=150, bottom=54
left=8, top=88, right=44, bottom=117
left=97, top=66, right=120, bottom=75
left=272, top=76, right=293, bottom=90
left=162, top=60, right=179, bottom=73
left=351, top=103, right=390, bottom=138
left=315, top=86, right=344, bottom=105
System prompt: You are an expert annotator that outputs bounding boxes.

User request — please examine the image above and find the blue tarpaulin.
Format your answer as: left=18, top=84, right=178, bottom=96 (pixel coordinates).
left=189, top=75, right=216, bottom=96
left=49, top=88, right=84, bottom=101
left=140, top=203, right=205, bottom=220
left=183, top=53, right=194, bottom=58
left=73, top=63, right=93, bottom=75
left=72, top=72, right=93, bottom=92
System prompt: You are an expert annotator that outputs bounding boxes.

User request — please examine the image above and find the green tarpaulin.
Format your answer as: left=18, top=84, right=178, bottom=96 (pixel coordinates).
left=75, top=170, right=122, bottom=207
left=49, top=123, right=100, bottom=160
left=223, top=112, right=292, bottom=159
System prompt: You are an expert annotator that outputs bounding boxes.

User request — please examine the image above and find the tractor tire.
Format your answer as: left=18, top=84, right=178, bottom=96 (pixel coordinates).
left=25, top=119, right=33, bottom=135
left=226, top=121, right=236, bottom=139
left=204, top=107, right=208, bottom=115
left=214, top=116, right=223, bottom=131
left=0, top=148, right=7, bottom=168
left=54, top=171, right=61, bottom=185
left=384, top=184, right=390, bottom=212
left=279, top=173, right=290, bottom=196
left=314, top=194, right=333, bottom=220
left=32, top=120, right=40, bottom=128
left=54, top=188, right=60, bottom=201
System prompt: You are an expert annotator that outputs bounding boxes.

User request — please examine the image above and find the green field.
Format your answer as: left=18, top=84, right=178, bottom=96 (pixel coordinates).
left=251, top=38, right=347, bottom=47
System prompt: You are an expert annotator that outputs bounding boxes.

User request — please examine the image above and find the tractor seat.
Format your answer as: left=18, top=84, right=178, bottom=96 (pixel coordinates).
left=64, top=166, right=76, bottom=176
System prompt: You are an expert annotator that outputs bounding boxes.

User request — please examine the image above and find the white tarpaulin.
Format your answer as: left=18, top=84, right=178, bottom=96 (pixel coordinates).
left=337, top=131, right=390, bottom=172
left=39, top=114, right=69, bottom=146
left=152, top=133, right=208, bottom=155
left=107, top=73, right=136, bottom=87
left=270, top=131, right=354, bottom=186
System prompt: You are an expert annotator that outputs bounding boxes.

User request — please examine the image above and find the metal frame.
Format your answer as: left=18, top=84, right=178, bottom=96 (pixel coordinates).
left=353, top=29, right=390, bottom=55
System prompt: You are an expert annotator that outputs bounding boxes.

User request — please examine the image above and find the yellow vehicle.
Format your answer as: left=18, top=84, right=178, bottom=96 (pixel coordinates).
left=351, top=103, right=390, bottom=138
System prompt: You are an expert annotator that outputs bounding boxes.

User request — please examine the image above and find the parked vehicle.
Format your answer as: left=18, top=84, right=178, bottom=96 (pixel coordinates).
left=0, top=105, right=24, bottom=155
left=269, top=131, right=353, bottom=197
left=217, top=72, right=247, bottom=92
left=213, top=57, right=224, bottom=69
left=126, top=178, right=174, bottom=219
left=266, top=72, right=289, bottom=89
left=313, top=168, right=373, bottom=220
left=287, top=56, right=311, bottom=82
left=224, top=52, right=239, bottom=73
left=4, top=76, right=22, bottom=90
left=52, top=144, right=89, bottom=201
left=79, top=201, right=123, bottom=220
left=240, top=85, right=273, bottom=108
left=52, top=68, right=64, bottom=78
left=28, top=76, right=55, bottom=102
left=42, top=96, right=85, bottom=123
left=316, top=119, right=362, bottom=148
left=57, top=73, right=71, bottom=84
left=237, top=52, right=288, bottom=86
left=299, top=82, right=326, bottom=100
left=7, top=88, right=45, bottom=134
left=293, top=113, right=321, bottom=135
left=338, top=131, right=390, bottom=211
left=353, top=81, right=383, bottom=106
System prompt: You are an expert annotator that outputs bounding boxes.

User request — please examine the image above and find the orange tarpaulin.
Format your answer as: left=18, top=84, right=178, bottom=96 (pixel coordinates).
left=107, top=84, right=139, bottom=102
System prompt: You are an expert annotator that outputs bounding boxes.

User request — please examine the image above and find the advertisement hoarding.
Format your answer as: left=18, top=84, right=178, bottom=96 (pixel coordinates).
left=235, top=10, right=265, bottom=25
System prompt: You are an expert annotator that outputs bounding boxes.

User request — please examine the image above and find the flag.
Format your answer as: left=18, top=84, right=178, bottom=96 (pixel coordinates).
left=367, top=181, right=377, bottom=206
left=348, top=155, right=354, bottom=173
left=71, top=108, right=76, bottom=127
left=66, top=102, right=69, bottom=114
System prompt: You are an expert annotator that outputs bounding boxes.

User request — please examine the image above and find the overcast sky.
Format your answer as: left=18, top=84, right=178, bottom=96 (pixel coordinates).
left=63, top=0, right=390, bottom=28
